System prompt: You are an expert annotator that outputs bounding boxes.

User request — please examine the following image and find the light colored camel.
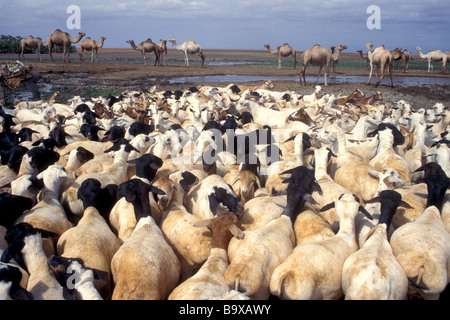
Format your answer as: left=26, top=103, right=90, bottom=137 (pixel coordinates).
left=264, top=43, right=297, bottom=69
left=365, top=43, right=393, bottom=87
left=79, top=36, right=106, bottom=63
left=157, top=39, right=168, bottom=66
left=330, top=44, right=347, bottom=73
left=168, top=39, right=205, bottom=68
left=18, top=36, right=45, bottom=61
left=391, top=48, right=413, bottom=73
left=416, top=46, right=447, bottom=73
left=127, top=39, right=161, bottom=66
left=298, top=44, right=333, bottom=86
left=46, top=29, right=86, bottom=62
left=357, top=49, right=370, bottom=70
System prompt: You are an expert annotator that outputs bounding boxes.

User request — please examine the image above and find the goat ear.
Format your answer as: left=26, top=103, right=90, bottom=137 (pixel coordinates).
left=304, top=193, right=319, bottom=205
left=194, top=219, right=212, bottom=228
left=312, top=181, right=323, bottom=195
left=365, top=196, right=381, bottom=204
left=35, top=228, right=59, bottom=239
left=90, top=268, right=109, bottom=282
left=367, top=169, right=380, bottom=178
left=208, top=194, right=219, bottom=215
left=359, top=206, right=373, bottom=220
left=229, top=224, right=244, bottom=240
left=320, top=202, right=335, bottom=212
left=399, top=200, right=413, bottom=209
left=149, top=185, right=166, bottom=196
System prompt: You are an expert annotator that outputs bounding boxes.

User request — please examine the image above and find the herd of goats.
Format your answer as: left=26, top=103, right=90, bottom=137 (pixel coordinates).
left=0, top=29, right=449, bottom=301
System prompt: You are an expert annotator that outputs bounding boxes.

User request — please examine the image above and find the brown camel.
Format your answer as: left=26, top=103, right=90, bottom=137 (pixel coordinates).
left=298, top=44, right=333, bottom=86
left=330, top=44, right=347, bottom=73
left=357, top=50, right=370, bottom=70
left=157, top=39, right=168, bottom=66
left=18, top=36, right=45, bottom=61
left=46, top=29, right=86, bottom=62
left=79, top=36, right=106, bottom=63
left=264, top=43, right=297, bottom=69
left=127, top=39, right=161, bottom=65
left=366, top=43, right=393, bottom=87
left=391, top=48, right=413, bottom=72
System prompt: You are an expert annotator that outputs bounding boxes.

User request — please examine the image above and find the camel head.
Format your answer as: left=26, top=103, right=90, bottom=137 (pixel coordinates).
left=168, top=39, right=177, bottom=46
left=365, top=43, right=373, bottom=50
left=416, top=46, right=422, bottom=53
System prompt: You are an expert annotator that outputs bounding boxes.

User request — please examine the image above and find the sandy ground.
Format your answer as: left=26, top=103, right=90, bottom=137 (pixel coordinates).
left=2, top=49, right=449, bottom=109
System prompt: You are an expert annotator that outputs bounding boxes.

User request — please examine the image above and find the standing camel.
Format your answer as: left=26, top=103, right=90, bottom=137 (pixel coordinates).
left=46, top=29, right=86, bottom=62
left=416, top=47, right=448, bottom=73
left=18, top=36, right=45, bottom=61
left=157, top=39, right=168, bottom=66
left=366, top=43, right=393, bottom=87
left=264, top=43, right=297, bottom=69
left=330, top=44, right=347, bottom=74
left=298, top=44, right=333, bottom=86
left=126, top=39, right=161, bottom=66
left=391, top=48, right=413, bottom=73
left=168, top=39, right=205, bottom=68
left=357, top=50, right=370, bottom=70
left=79, top=36, right=106, bottom=63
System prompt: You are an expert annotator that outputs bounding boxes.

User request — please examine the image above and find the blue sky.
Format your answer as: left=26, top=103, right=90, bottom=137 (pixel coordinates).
left=1, top=0, right=449, bottom=53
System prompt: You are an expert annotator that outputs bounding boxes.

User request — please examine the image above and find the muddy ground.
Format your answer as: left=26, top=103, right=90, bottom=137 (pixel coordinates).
left=2, top=49, right=449, bottom=109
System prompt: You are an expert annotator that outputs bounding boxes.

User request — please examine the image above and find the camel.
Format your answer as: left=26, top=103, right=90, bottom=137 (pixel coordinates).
left=357, top=49, right=370, bottom=70
left=391, top=48, right=413, bottom=72
left=46, top=29, right=86, bottom=62
left=365, top=43, right=393, bottom=87
left=330, top=44, right=347, bottom=74
left=79, top=36, right=106, bottom=63
left=264, top=43, right=297, bottom=69
left=157, top=39, right=168, bottom=66
left=127, top=39, right=161, bottom=66
left=416, top=46, right=448, bottom=73
left=18, top=36, right=45, bottom=61
left=298, top=44, right=333, bottom=86
left=168, top=39, right=205, bottom=68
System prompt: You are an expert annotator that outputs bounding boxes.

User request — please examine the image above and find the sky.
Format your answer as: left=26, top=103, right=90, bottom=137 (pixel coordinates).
left=1, top=0, right=449, bottom=53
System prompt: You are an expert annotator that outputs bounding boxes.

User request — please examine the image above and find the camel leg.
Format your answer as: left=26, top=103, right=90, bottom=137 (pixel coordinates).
left=324, top=64, right=331, bottom=86
left=154, top=51, right=160, bottom=66
left=278, top=55, right=281, bottom=70
left=49, top=45, right=54, bottom=62
left=316, top=66, right=323, bottom=84
left=298, top=66, right=307, bottom=86
left=375, top=65, right=384, bottom=87
left=184, top=53, right=189, bottom=67
left=293, top=56, right=297, bottom=69
left=367, top=62, right=374, bottom=85
left=388, top=63, right=393, bottom=87
left=200, top=53, right=205, bottom=68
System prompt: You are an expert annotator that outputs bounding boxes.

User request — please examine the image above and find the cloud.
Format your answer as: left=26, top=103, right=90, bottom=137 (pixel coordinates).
left=1, top=0, right=448, bottom=50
